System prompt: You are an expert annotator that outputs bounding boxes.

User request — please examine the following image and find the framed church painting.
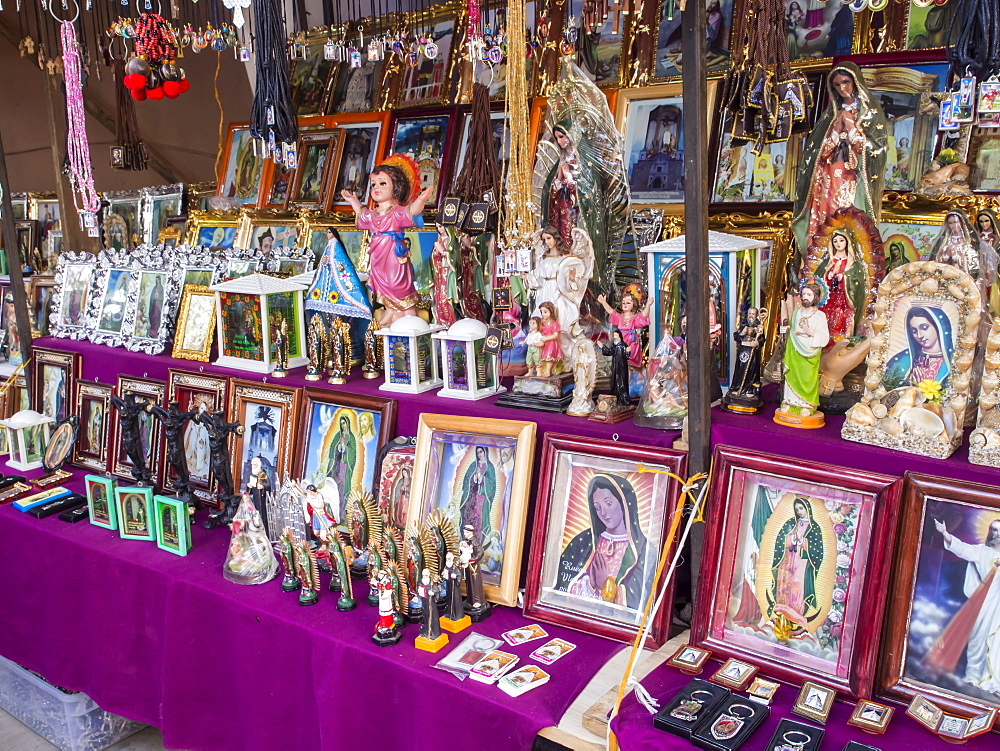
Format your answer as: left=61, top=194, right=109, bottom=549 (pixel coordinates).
left=523, top=434, right=687, bottom=647
left=694, top=446, right=902, bottom=698
left=879, top=473, right=1000, bottom=716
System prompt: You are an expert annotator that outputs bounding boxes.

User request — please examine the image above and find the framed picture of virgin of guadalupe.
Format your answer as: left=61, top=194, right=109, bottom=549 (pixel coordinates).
left=693, top=446, right=902, bottom=698
left=523, top=434, right=687, bottom=647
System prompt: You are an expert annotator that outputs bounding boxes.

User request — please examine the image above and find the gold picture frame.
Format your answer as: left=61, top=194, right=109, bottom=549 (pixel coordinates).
left=792, top=680, right=836, bottom=724
left=848, top=699, right=894, bottom=734
left=172, top=285, right=217, bottom=362
left=407, top=413, right=536, bottom=608
left=228, top=380, right=301, bottom=499
left=185, top=210, right=240, bottom=249
left=235, top=208, right=305, bottom=254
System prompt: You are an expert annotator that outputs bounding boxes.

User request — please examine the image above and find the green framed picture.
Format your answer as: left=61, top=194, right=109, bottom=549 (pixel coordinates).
left=154, top=495, right=190, bottom=556
left=115, top=486, right=156, bottom=541
left=86, top=474, right=117, bottom=530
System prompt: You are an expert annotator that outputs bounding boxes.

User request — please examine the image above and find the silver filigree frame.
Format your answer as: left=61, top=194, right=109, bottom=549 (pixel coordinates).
left=123, top=245, right=181, bottom=355
left=86, top=249, right=136, bottom=348
left=49, top=251, right=96, bottom=340
left=141, top=183, right=185, bottom=244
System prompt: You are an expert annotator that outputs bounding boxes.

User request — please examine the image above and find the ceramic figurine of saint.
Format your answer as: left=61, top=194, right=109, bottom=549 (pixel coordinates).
left=566, top=337, right=598, bottom=417
left=371, top=568, right=402, bottom=647
left=977, top=209, right=1000, bottom=250
left=223, top=492, right=278, bottom=585
left=415, top=568, right=448, bottom=651
left=601, top=329, right=632, bottom=408
left=459, top=234, right=489, bottom=322
left=775, top=282, right=831, bottom=428
left=246, top=456, right=272, bottom=540
left=306, top=227, right=373, bottom=323
left=815, top=230, right=867, bottom=341
left=277, top=528, right=300, bottom=593
left=441, top=552, right=465, bottom=622
left=723, top=308, right=767, bottom=414
left=296, top=541, right=321, bottom=606
left=536, top=302, right=563, bottom=377
left=525, top=226, right=594, bottom=340
left=271, top=317, right=289, bottom=377
left=791, top=63, right=887, bottom=261
left=302, top=483, right=337, bottom=547
left=460, top=524, right=491, bottom=622
left=328, top=535, right=357, bottom=611
left=930, top=210, right=999, bottom=287
left=306, top=312, right=328, bottom=381
left=340, top=154, right=433, bottom=328
left=524, top=316, right=543, bottom=377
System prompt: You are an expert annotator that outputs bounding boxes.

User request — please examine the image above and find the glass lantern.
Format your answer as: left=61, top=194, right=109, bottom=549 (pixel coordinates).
left=373, top=315, right=444, bottom=393
left=432, top=318, right=505, bottom=400
left=0, top=410, right=55, bottom=471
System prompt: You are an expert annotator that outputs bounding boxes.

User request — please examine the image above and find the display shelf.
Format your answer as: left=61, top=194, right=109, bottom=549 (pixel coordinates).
left=0, top=485, right=624, bottom=751
left=32, top=337, right=681, bottom=448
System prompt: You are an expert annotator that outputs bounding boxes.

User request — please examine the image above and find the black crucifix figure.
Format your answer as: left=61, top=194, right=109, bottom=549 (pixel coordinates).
left=194, top=409, right=243, bottom=529
left=110, top=393, right=154, bottom=487
left=149, top=402, right=198, bottom=510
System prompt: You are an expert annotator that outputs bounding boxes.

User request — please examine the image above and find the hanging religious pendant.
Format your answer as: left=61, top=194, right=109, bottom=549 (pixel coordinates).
left=710, top=712, right=745, bottom=740
left=424, top=41, right=439, bottom=59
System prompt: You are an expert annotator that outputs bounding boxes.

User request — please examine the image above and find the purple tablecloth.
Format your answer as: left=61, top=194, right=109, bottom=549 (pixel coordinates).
left=0, top=487, right=623, bottom=751
left=610, top=661, right=996, bottom=750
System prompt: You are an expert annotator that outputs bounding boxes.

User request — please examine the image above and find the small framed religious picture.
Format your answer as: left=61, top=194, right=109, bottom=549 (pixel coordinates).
left=747, top=676, right=780, bottom=705
left=110, top=376, right=166, bottom=487
left=31, top=347, right=80, bottom=423
left=229, top=380, right=300, bottom=501
left=154, top=495, right=190, bottom=556
left=711, top=658, right=758, bottom=690
left=165, top=370, right=229, bottom=508
left=373, top=437, right=415, bottom=534
left=848, top=699, right=894, bottom=734
left=906, top=694, right=943, bottom=731
left=522, top=433, right=686, bottom=646
left=85, top=474, right=117, bottom=530
left=172, top=285, right=217, bottom=362
left=694, top=446, right=902, bottom=698
left=492, top=287, right=511, bottom=311
left=72, top=380, right=113, bottom=472
left=792, top=681, right=836, bottom=724
left=667, top=644, right=711, bottom=673
left=115, top=485, right=156, bottom=541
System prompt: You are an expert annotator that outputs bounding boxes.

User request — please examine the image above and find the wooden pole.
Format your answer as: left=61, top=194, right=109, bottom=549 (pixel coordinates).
left=681, top=0, right=710, bottom=594
left=0, top=123, right=36, bottom=404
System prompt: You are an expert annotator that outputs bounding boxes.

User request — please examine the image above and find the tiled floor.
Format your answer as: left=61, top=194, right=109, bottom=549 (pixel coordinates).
left=0, top=706, right=169, bottom=750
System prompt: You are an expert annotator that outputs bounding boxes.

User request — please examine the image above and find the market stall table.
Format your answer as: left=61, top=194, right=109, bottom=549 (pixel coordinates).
left=0, top=479, right=623, bottom=751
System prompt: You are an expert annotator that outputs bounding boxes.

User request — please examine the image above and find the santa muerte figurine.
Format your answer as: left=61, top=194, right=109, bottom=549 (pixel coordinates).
left=110, top=393, right=154, bottom=486
left=195, top=410, right=243, bottom=529
left=149, top=401, right=198, bottom=508
left=371, top=568, right=402, bottom=647
left=440, top=550, right=472, bottom=633
left=415, top=568, right=448, bottom=652
left=460, top=524, right=491, bottom=622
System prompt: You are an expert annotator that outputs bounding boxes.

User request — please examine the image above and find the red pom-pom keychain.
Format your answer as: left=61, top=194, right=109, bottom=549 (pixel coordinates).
left=130, top=88, right=148, bottom=101
left=163, top=80, right=181, bottom=98
left=123, top=73, right=147, bottom=90
left=146, top=86, right=164, bottom=100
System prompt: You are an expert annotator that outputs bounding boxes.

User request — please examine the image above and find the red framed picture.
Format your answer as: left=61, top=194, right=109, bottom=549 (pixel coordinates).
left=385, top=106, right=460, bottom=212
left=693, top=445, right=902, bottom=698
left=878, top=473, right=1000, bottom=717
left=523, top=433, right=687, bottom=648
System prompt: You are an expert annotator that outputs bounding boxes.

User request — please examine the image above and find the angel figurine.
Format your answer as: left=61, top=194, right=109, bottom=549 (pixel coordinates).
left=525, top=226, right=595, bottom=341
left=340, top=154, right=433, bottom=328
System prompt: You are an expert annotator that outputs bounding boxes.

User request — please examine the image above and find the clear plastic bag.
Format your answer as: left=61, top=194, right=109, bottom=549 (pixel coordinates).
left=223, top=493, right=278, bottom=585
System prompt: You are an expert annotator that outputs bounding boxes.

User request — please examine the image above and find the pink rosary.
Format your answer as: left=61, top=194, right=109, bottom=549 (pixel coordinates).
left=60, top=17, right=101, bottom=228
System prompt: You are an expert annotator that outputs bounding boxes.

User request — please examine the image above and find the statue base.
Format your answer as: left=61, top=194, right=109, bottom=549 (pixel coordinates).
left=372, top=628, right=402, bottom=647
left=350, top=562, right=368, bottom=579
left=281, top=575, right=301, bottom=593
left=415, top=632, right=449, bottom=653
left=304, top=368, right=324, bottom=382
left=773, top=408, right=826, bottom=429
left=363, top=370, right=381, bottom=380
left=328, top=577, right=341, bottom=593
left=405, top=608, right=422, bottom=625
left=588, top=394, right=635, bottom=423
left=337, top=597, right=357, bottom=612
left=328, top=376, right=347, bottom=385
left=496, top=373, right=574, bottom=413
left=440, top=615, right=472, bottom=633
left=818, top=390, right=861, bottom=415
left=298, top=590, right=319, bottom=606
left=271, top=368, right=287, bottom=378
left=367, top=593, right=379, bottom=607
left=721, top=392, right=764, bottom=415
left=464, top=602, right=492, bottom=623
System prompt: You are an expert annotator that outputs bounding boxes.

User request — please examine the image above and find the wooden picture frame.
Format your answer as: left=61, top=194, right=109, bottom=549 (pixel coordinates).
left=386, top=107, right=459, bottom=211
left=217, top=122, right=265, bottom=206
left=236, top=208, right=304, bottom=253
left=328, top=111, right=391, bottom=210
left=116, top=485, right=156, bottom=541
left=185, top=210, right=240, bottom=249
left=288, top=33, right=338, bottom=117
left=407, top=413, right=536, bottom=608
left=172, top=285, right=217, bottom=362
left=878, top=473, right=1000, bottom=716
left=73, top=380, right=113, bottom=472
left=154, top=495, right=191, bottom=556
left=395, top=4, right=463, bottom=108
left=293, top=388, right=397, bottom=523
left=648, top=0, right=734, bottom=83
left=229, top=379, right=301, bottom=498
left=523, top=433, right=687, bottom=647
left=111, top=376, right=166, bottom=487
left=166, top=369, right=229, bottom=508
left=31, top=347, right=80, bottom=424
left=287, top=130, right=345, bottom=211
left=693, top=445, right=902, bottom=698
left=85, top=474, right=117, bottom=530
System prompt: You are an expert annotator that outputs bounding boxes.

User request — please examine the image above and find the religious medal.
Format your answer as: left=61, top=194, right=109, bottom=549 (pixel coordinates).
left=488, top=45, right=503, bottom=64
left=324, top=41, right=336, bottom=60
left=669, top=691, right=714, bottom=723
left=424, top=41, right=439, bottom=59
left=406, top=51, right=419, bottom=68
left=848, top=0, right=866, bottom=11
left=867, top=0, right=888, bottom=9
left=710, top=704, right=753, bottom=741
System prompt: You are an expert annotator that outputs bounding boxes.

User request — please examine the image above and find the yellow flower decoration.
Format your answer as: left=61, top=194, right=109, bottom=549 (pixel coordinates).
left=918, top=379, right=943, bottom=403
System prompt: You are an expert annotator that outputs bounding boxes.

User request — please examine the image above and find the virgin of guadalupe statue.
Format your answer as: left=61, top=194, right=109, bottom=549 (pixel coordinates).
left=765, top=497, right=825, bottom=638
left=930, top=210, right=998, bottom=288
left=306, top=228, right=373, bottom=323
left=814, top=231, right=867, bottom=340
left=791, top=64, right=888, bottom=265
left=555, top=473, right=649, bottom=609
left=531, top=60, right=630, bottom=297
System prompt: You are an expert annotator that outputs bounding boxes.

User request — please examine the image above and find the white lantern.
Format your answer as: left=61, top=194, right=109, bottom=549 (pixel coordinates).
left=0, top=410, right=55, bottom=471
left=432, top=318, right=505, bottom=400
left=373, top=315, right=444, bottom=393
left=209, top=273, right=309, bottom=374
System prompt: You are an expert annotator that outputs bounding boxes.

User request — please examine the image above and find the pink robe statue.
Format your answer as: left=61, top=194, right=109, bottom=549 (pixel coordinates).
left=357, top=206, right=422, bottom=312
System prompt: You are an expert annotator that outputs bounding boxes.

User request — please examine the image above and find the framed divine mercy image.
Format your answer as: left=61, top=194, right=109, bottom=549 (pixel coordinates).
left=693, top=445, right=902, bottom=698
left=407, top=414, right=537, bottom=608
left=523, top=434, right=687, bottom=648
left=879, top=473, right=1000, bottom=716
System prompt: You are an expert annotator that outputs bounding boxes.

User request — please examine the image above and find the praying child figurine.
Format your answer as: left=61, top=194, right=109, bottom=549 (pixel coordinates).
left=340, top=154, right=434, bottom=329
left=524, top=316, right=543, bottom=377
